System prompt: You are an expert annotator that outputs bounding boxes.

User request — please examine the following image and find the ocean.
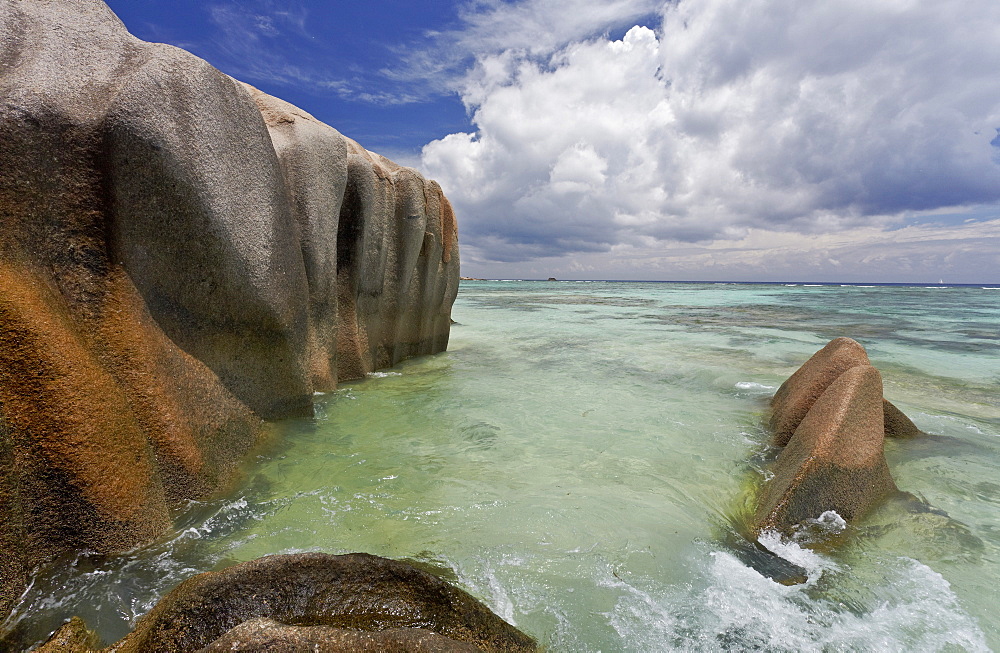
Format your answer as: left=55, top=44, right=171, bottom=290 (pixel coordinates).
left=5, top=280, right=1000, bottom=651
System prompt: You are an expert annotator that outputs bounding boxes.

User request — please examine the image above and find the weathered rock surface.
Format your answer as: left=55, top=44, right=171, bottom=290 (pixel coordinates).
left=755, top=338, right=922, bottom=540
left=770, top=337, right=921, bottom=445
left=201, top=620, right=483, bottom=653
left=0, top=0, right=458, bottom=623
left=756, top=364, right=898, bottom=536
left=37, top=553, right=535, bottom=653
left=769, top=337, right=871, bottom=446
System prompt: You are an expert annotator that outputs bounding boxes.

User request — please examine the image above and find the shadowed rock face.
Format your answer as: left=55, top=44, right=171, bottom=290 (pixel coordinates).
left=883, top=398, right=921, bottom=438
left=0, top=0, right=459, bottom=623
left=37, top=553, right=535, bottom=653
left=756, top=365, right=898, bottom=536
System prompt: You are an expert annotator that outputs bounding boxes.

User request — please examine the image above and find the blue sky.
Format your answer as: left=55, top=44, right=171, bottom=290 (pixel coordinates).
left=106, top=0, right=1000, bottom=283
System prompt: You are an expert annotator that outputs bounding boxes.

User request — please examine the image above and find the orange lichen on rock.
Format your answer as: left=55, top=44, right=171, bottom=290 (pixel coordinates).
left=0, top=0, right=460, bottom=626
left=0, top=264, right=167, bottom=528
left=92, top=270, right=260, bottom=502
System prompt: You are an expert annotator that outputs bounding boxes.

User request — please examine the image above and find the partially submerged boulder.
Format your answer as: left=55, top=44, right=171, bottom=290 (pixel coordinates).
left=755, top=364, right=897, bottom=536
left=37, top=553, right=535, bottom=653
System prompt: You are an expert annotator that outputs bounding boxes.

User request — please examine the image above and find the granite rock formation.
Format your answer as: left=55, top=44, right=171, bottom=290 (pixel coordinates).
left=770, top=337, right=920, bottom=445
left=0, top=0, right=458, bottom=623
left=37, top=553, right=535, bottom=653
left=756, top=364, right=897, bottom=535
left=755, top=338, right=915, bottom=537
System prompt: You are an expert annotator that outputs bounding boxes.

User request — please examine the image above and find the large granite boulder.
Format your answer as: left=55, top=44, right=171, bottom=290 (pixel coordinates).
left=0, top=0, right=459, bottom=624
left=756, top=364, right=898, bottom=536
left=241, top=83, right=460, bottom=385
left=37, top=553, right=535, bottom=653
left=755, top=336, right=922, bottom=540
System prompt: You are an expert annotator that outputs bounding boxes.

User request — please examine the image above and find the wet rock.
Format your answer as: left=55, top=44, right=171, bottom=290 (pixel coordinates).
left=756, top=365, right=897, bottom=536
left=0, top=0, right=458, bottom=622
left=769, top=337, right=871, bottom=446
left=722, top=532, right=809, bottom=586
left=38, top=553, right=535, bottom=653
left=34, top=618, right=98, bottom=653
left=200, top=619, right=482, bottom=652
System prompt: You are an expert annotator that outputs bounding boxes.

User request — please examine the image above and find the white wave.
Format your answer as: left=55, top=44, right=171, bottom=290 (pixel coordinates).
left=453, top=555, right=521, bottom=627
left=916, top=413, right=992, bottom=436
left=178, top=497, right=250, bottom=541
left=735, top=381, right=777, bottom=392
left=606, top=549, right=989, bottom=653
left=366, top=371, right=402, bottom=378
left=757, top=529, right=837, bottom=585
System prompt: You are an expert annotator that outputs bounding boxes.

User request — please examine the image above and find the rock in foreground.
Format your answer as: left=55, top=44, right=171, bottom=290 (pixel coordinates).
left=37, top=553, right=535, bottom=653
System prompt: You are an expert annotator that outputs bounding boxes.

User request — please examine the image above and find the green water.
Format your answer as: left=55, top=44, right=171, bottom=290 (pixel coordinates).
left=5, top=281, right=1000, bottom=651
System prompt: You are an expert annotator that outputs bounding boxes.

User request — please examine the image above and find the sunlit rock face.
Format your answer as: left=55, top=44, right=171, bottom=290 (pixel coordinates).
left=241, top=85, right=459, bottom=387
left=756, top=364, right=897, bottom=536
left=769, top=337, right=920, bottom=446
left=37, top=554, right=535, bottom=653
left=0, top=0, right=458, bottom=621
left=769, top=337, right=872, bottom=446
left=756, top=338, right=922, bottom=539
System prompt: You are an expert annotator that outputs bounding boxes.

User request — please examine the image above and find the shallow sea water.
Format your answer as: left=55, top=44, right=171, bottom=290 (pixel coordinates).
left=5, top=280, right=1000, bottom=651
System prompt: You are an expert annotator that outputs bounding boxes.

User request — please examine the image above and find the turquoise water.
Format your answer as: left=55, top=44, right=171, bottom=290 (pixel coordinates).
left=5, top=281, right=1000, bottom=651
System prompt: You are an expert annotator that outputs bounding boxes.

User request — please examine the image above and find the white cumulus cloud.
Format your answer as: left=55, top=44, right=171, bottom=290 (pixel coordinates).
left=421, top=0, right=1000, bottom=268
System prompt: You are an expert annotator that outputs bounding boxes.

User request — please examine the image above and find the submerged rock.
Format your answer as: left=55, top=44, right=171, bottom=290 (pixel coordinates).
left=0, top=0, right=458, bottom=622
left=37, top=553, right=535, bottom=653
